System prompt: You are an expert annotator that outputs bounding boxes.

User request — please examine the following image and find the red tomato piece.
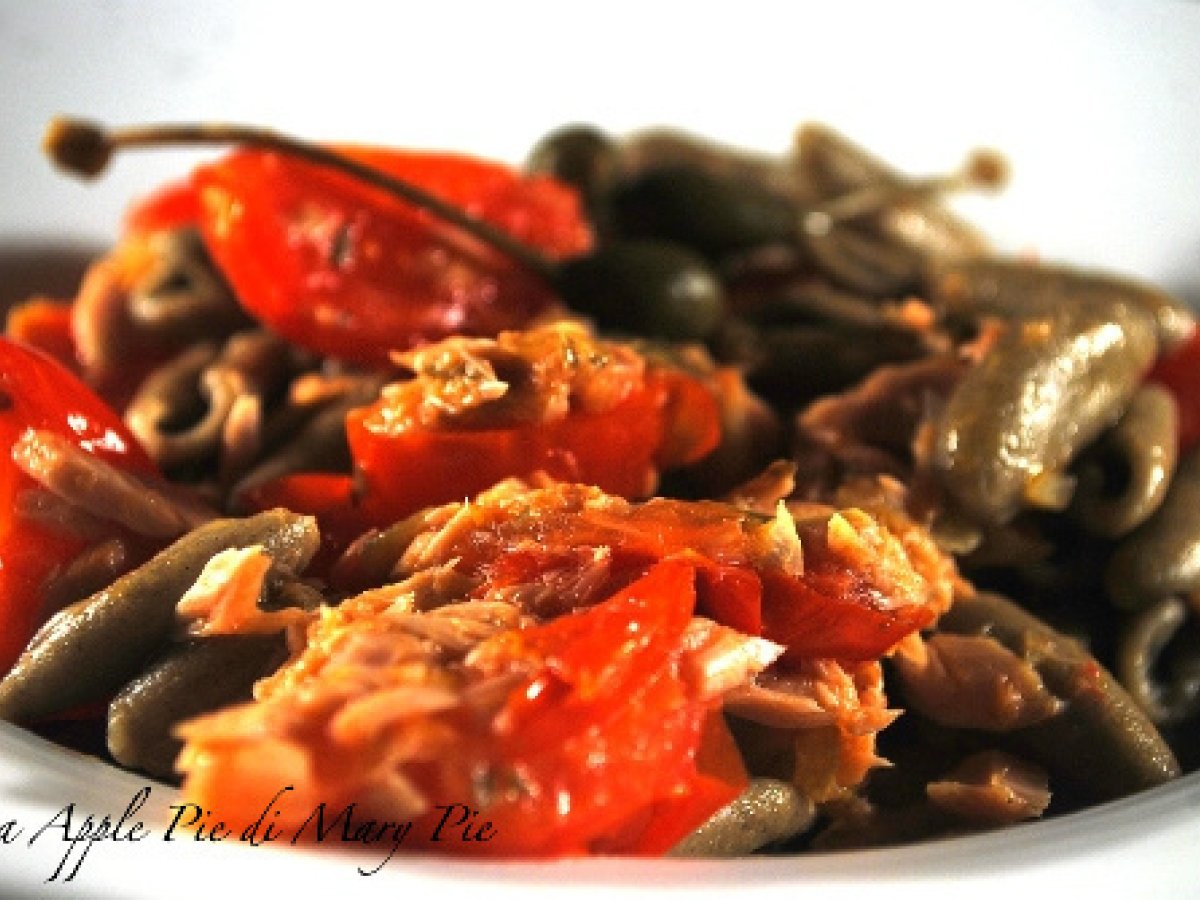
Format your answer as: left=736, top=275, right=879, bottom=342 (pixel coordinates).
left=344, top=368, right=720, bottom=527
left=694, top=563, right=763, bottom=636
left=411, top=558, right=746, bottom=855
left=760, top=567, right=937, bottom=663
left=0, top=337, right=156, bottom=673
left=616, top=707, right=751, bottom=854
left=1147, top=326, right=1200, bottom=452
left=189, top=147, right=590, bottom=366
left=760, top=512, right=944, bottom=662
left=124, top=178, right=204, bottom=235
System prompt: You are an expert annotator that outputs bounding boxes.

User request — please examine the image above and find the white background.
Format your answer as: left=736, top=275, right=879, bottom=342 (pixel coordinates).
left=2, top=0, right=1200, bottom=296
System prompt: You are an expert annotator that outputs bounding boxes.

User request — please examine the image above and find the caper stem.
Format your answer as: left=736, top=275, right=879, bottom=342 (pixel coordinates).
left=43, top=117, right=561, bottom=282
left=800, top=148, right=1009, bottom=236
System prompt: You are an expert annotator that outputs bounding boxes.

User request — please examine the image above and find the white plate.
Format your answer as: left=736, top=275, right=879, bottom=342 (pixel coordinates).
left=2, top=721, right=1198, bottom=900
left=2, top=2, right=1200, bottom=898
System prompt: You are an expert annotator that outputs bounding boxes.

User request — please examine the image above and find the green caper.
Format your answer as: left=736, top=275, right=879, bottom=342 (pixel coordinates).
left=525, top=123, right=621, bottom=216
left=609, top=164, right=795, bottom=259
left=555, top=239, right=726, bottom=341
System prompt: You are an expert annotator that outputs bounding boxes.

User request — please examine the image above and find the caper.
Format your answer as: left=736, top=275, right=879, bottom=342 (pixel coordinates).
left=555, top=239, right=726, bottom=341
left=525, top=123, right=621, bottom=216
left=609, top=164, right=795, bottom=259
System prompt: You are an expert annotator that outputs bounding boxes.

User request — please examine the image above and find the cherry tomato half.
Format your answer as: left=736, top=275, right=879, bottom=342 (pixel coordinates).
left=242, top=355, right=723, bottom=570
left=0, top=337, right=156, bottom=673
left=131, top=147, right=592, bottom=367
left=345, top=366, right=721, bottom=525
left=400, top=558, right=744, bottom=854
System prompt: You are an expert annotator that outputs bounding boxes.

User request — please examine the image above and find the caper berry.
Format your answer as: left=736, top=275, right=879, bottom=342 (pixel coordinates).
left=609, top=163, right=795, bottom=259
left=556, top=239, right=726, bottom=341
left=526, top=124, right=622, bottom=217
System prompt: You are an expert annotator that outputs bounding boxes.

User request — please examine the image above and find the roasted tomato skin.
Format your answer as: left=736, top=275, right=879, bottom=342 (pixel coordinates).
left=124, top=178, right=203, bottom=235
left=0, top=337, right=156, bottom=673
left=759, top=566, right=939, bottom=663
left=173, top=147, right=590, bottom=366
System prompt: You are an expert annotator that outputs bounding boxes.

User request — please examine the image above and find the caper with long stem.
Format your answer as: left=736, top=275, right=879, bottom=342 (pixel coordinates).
left=797, top=147, right=1008, bottom=237
left=44, top=118, right=726, bottom=342
left=609, top=143, right=1008, bottom=260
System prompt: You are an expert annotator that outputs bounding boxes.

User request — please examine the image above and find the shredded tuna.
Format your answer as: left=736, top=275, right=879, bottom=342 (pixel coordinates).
left=176, top=564, right=774, bottom=836
left=679, top=618, right=784, bottom=699
left=386, top=601, right=528, bottom=657
left=174, top=477, right=961, bottom=840
left=176, top=544, right=311, bottom=637
left=725, top=679, right=833, bottom=730
left=178, top=582, right=521, bottom=824
left=724, top=460, right=798, bottom=516
left=384, top=477, right=958, bottom=668
left=789, top=502, right=948, bottom=621
left=892, top=632, right=1064, bottom=731
left=397, top=480, right=806, bottom=600
left=728, top=659, right=898, bottom=803
left=727, top=657, right=898, bottom=735
left=12, top=428, right=212, bottom=539
left=385, top=321, right=646, bottom=430
left=792, top=355, right=966, bottom=502
left=831, top=475, right=970, bottom=614
left=343, top=563, right=478, bottom=614
left=792, top=660, right=896, bottom=802
left=926, top=750, right=1051, bottom=824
